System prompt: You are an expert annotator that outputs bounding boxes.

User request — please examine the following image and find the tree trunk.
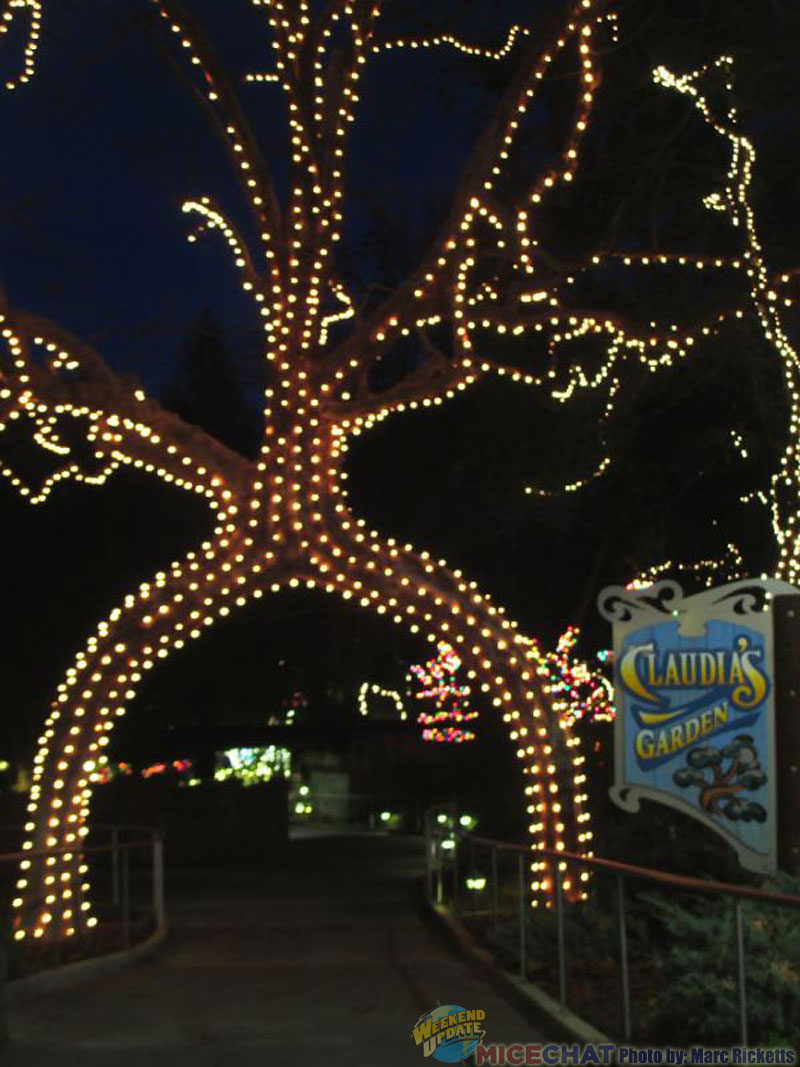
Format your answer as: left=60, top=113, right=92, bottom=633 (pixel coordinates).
left=14, top=528, right=280, bottom=942
left=302, top=485, right=593, bottom=903
left=17, top=422, right=591, bottom=943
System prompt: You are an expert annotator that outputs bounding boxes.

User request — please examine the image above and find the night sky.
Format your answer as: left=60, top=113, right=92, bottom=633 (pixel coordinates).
left=2, top=0, right=549, bottom=386
left=0, top=0, right=798, bottom=770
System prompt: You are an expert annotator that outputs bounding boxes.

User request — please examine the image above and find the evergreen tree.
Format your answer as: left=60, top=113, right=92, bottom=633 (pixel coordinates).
left=162, top=310, right=258, bottom=457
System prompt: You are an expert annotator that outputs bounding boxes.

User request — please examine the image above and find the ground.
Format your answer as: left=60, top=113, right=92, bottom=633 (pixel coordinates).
left=5, top=831, right=546, bottom=1066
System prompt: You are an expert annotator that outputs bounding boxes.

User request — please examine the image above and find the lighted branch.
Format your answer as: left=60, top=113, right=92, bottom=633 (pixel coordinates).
left=627, top=547, right=746, bottom=592
left=0, top=301, right=250, bottom=508
left=318, top=6, right=748, bottom=460
left=181, top=198, right=263, bottom=298
left=510, top=64, right=794, bottom=506
left=321, top=5, right=606, bottom=400
left=655, top=58, right=800, bottom=583
left=601, top=59, right=800, bottom=588
left=374, top=24, right=533, bottom=62
left=311, top=8, right=613, bottom=432
left=0, top=0, right=41, bottom=89
left=150, top=0, right=284, bottom=273
left=593, top=62, right=798, bottom=543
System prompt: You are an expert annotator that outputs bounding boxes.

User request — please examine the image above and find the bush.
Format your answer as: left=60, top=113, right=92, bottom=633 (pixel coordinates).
left=468, top=870, right=800, bottom=1046
left=640, top=874, right=800, bottom=1045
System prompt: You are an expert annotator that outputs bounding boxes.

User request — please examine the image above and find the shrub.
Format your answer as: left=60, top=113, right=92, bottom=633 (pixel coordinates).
left=639, top=874, right=800, bottom=1045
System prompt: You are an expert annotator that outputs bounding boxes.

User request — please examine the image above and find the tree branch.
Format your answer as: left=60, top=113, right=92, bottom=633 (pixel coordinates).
left=1, top=301, right=253, bottom=506
left=322, top=0, right=607, bottom=382
left=147, top=0, right=285, bottom=270
left=180, top=196, right=265, bottom=303
left=0, top=0, right=42, bottom=90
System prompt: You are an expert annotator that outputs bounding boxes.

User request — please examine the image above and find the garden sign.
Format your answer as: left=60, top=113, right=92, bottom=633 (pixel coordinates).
left=598, top=578, right=796, bottom=873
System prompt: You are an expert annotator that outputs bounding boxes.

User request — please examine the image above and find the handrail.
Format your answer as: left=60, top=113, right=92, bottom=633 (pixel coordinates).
left=0, top=825, right=166, bottom=991
left=443, top=829, right=800, bottom=909
left=0, top=822, right=156, bottom=836
left=0, top=835, right=157, bottom=865
left=427, top=819, right=800, bottom=1045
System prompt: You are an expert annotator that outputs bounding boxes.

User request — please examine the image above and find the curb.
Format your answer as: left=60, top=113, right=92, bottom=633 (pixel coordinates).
left=427, top=899, right=613, bottom=1046
left=3, top=921, right=169, bottom=1004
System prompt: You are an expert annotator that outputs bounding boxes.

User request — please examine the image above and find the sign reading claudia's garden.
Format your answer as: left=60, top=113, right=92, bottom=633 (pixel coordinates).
left=598, top=579, right=797, bottom=873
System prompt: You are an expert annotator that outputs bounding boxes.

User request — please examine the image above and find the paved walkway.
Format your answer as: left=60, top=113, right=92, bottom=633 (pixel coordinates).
left=6, top=833, right=546, bottom=1065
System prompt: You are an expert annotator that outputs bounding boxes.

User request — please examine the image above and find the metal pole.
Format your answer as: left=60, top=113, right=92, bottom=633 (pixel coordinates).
left=425, top=813, right=433, bottom=901
left=0, top=934, right=8, bottom=1047
left=122, top=846, right=131, bottom=950
left=491, top=846, right=499, bottom=934
left=518, top=852, right=527, bottom=979
left=152, top=834, right=165, bottom=930
left=617, top=874, right=632, bottom=1042
left=452, top=833, right=459, bottom=913
left=555, top=864, right=566, bottom=1009
left=735, top=899, right=748, bottom=1045
left=111, top=826, right=120, bottom=906
left=468, top=838, right=476, bottom=916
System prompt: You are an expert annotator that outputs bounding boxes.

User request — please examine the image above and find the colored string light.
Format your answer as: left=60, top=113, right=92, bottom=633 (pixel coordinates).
left=409, top=641, right=477, bottom=743
left=534, top=628, right=614, bottom=727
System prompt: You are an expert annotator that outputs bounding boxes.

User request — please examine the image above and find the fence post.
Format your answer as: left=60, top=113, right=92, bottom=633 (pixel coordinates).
left=617, top=874, right=631, bottom=1041
left=467, top=838, right=476, bottom=916
left=491, top=846, right=499, bottom=934
left=735, top=899, right=748, bottom=1045
left=121, top=846, right=131, bottom=950
left=0, top=935, right=8, bottom=1046
left=518, top=851, right=527, bottom=979
left=555, top=863, right=566, bottom=1010
left=425, top=812, right=433, bottom=901
left=152, top=833, right=165, bottom=930
left=111, top=826, right=120, bottom=906
left=452, top=833, right=459, bottom=914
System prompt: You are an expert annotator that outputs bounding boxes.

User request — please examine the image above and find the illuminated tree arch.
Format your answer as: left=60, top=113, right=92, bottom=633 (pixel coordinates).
left=1, top=0, right=794, bottom=945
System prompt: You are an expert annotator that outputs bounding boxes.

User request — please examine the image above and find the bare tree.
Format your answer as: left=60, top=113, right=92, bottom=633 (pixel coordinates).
left=0, top=0, right=796, bottom=944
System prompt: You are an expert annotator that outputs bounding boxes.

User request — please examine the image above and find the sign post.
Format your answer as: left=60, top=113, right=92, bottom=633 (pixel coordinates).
left=772, top=594, right=800, bottom=874
left=598, top=578, right=798, bottom=873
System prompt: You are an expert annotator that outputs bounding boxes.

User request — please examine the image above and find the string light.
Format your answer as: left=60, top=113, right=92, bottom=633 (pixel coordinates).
left=214, top=746, right=291, bottom=785
left=408, top=641, right=477, bottom=743
left=141, top=758, right=192, bottom=780
left=653, top=59, right=800, bottom=585
left=4, top=0, right=633, bottom=942
left=535, top=628, right=613, bottom=727
left=375, top=24, right=532, bottom=62
left=627, top=545, right=745, bottom=592
left=0, top=0, right=41, bottom=90
left=510, top=56, right=799, bottom=601
left=358, top=682, right=407, bottom=721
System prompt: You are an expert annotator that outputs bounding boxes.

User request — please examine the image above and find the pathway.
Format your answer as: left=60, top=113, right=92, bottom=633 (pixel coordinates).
left=5, top=832, right=546, bottom=1065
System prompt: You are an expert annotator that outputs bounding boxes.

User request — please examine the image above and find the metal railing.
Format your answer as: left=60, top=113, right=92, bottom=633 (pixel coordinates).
left=0, top=824, right=165, bottom=962
left=425, top=818, right=800, bottom=1044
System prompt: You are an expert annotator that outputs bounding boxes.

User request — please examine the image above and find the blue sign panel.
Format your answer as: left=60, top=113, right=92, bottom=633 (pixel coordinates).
left=599, top=579, right=790, bottom=873
left=619, top=619, right=770, bottom=853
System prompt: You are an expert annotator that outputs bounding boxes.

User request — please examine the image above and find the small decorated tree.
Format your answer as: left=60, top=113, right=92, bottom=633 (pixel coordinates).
left=408, top=641, right=477, bottom=743
left=538, top=628, right=614, bottom=728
